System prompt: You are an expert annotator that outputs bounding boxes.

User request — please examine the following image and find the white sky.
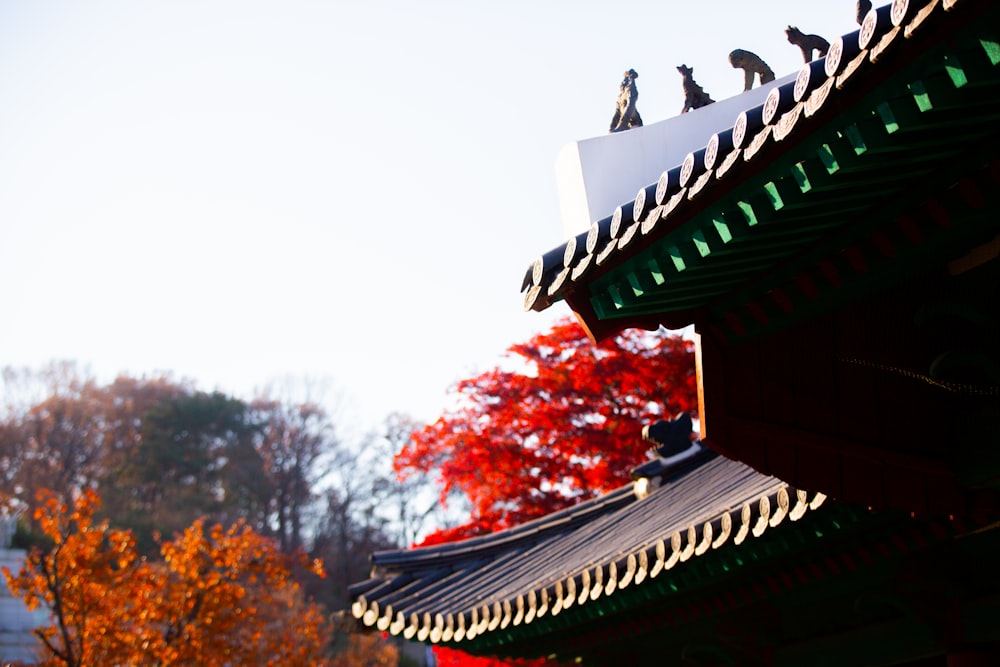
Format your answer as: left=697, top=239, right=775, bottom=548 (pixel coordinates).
left=0, top=1, right=859, bottom=433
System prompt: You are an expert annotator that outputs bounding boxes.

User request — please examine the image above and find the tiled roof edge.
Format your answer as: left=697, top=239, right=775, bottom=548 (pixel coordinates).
left=520, top=0, right=982, bottom=315
left=352, top=485, right=828, bottom=643
left=369, top=484, right=638, bottom=569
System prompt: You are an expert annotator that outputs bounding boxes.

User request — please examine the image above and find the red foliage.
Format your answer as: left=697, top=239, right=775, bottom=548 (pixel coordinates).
left=396, top=317, right=696, bottom=542
left=432, top=646, right=568, bottom=667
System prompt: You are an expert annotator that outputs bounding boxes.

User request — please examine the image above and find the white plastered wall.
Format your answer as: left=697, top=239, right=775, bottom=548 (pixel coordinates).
left=555, top=73, right=796, bottom=239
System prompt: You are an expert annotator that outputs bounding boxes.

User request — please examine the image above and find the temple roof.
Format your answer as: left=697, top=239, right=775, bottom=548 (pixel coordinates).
left=349, top=453, right=830, bottom=654
left=346, top=5, right=1000, bottom=663
left=522, top=0, right=1000, bottom=343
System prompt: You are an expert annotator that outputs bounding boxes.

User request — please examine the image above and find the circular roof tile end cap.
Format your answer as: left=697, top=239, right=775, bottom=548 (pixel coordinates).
left=610, top=204, right=628, bottom=239
left=825, top=37, right=845, bottom=78
left=587, top=214, right=613, bottom=254
left=351, top=596, right=367, bottom=620
left=810, top=492, right=828, bottom=510
left=705, top=129, right=735, bottom=171
left=591, top=564, right=604, bottom=600
left=429, top=614, right=444, bottom=643
left=537, top=588, right=550, bottom=618
left=578, top=569, right=592, bottom=605
left=825, top=30, right=862, bottom=77
left=501, top=599, right=512, bottom=628
left=531, top=256, right=544, bottom=287
left=620, top=553, right=637, bottom=589
left=735, top=104, right=766, bottom=148
left=655, top=166, right=682, bottom=206
left=860, top=4, right=894, bottom=49
left=604, top=561, right=618, bottom=596
left=734, top=506, right=751, bottom=545
left=512, top=596, right=525, bottom=626
left=376, top=605, right=393, bottom=631
left=442, top=613, right=456, bottom=642
left=487, top=602, right=502, bottom=631
left=635, top=549, right=649, bottom=585
left=563, top=576, right=577, bottom=609
left=633, top=183, right=658, bottom=223
left=763, top=82, right=796, bottom=125
left=794, top=60, right=828, bottom=103
left=476, top=605, right=490, bottom=634
left=712, top=510, right=733, bottom=549
left=695, top=520, right=713, bottom=556
left=770, top=487, right=791, bottom=528
left=563, top=232, right=586, bottom=268
left=680, top=148, right=707, bottom=188
left=390, top=611, right=406, bottom=636
left=789, top=489, right=810, bottom=521
left=416, top=613, right=432, bottom=642
left=533, top=246, right=565, bottom=286
left=523, top=284, right=545, bottom=312
left=403, top=613, right=419, bottom=640
left=891, top=0, right=915, bottom=27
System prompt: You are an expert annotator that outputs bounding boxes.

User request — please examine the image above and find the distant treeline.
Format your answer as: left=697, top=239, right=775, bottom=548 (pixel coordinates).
left=0, top=362, right=437, bottom=612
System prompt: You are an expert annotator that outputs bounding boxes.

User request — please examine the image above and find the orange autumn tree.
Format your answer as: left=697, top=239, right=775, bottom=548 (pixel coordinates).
left=396, top=317, right=697, bottom=544
left=3, top=489, right=331, bottom=667
left=329, top=632, right=399, bottom=667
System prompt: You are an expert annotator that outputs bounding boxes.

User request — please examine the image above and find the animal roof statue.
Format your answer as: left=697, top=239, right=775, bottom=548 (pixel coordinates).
left=785, top=25, right=830, bottom=62
left=856, top=0, right=873, bottom=24
left=677, top=64, right=714, bottom=114
left=728, top=49, right=775, bottom=91
left=609, top=68, right=642, bottom=133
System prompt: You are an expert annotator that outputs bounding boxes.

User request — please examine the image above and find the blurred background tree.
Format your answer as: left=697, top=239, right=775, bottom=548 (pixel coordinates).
left=1, top=317, right=695, bottom=666
left=0, top=362, right=431, bottom=664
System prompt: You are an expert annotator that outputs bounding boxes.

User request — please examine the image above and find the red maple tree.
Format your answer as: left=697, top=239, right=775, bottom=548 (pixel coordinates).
left=395, top=317, right=697, bottom=544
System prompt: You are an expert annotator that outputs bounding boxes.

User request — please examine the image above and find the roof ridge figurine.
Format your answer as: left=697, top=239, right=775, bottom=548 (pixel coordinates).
left=728, top=48, right=775, bottom=91
left=856, top=0, right=873, bottom=25
left=629, top=411, right=706, bottom=493
left=677, top=64, right=714, bottom=114
left=609, top=68, right=643, bottom=133
left=785, top=25, right=830, bottom=62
